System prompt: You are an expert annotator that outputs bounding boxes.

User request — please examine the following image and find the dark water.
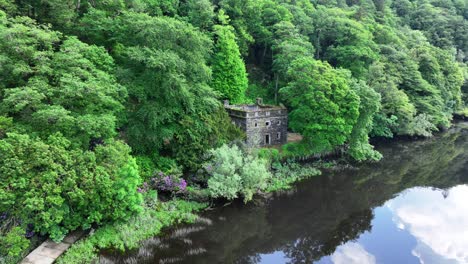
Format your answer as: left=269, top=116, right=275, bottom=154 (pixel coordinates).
left=102, top=122, right=468, bottom=264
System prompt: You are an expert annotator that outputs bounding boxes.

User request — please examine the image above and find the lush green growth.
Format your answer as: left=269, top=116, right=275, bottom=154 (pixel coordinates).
left=0, top=11, right=142, bottom=257
left=211, top=13, right=249, bottom=104
left=56, top=199, right=206, bottom=264
left=349, top=80, right=383, bottom=161
left=0, top=0, right=467, bottom=261
left=0, top=134, right=142, bottom=241
left=0, top=227, right=29, bottom=262
left=281, top=59, right=360, bottom=155
left=205, top=144, right=272, bottom=202
left=267, top=162, right=321, bottom=192
left=204, top=145, right=321, bottom=199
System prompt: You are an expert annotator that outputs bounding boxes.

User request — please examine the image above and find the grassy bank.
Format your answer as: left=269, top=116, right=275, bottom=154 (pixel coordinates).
left=57, top=199, right=207, bottom=264
left=57, top=152, right=321, bottom=263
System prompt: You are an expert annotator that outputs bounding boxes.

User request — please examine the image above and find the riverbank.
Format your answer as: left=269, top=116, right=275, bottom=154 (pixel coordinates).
left=47, top=123, right=468, bottom=263
left=101, top=121, right=468, bottom=263
left=56, top=160, right=321, bottom=263
left=56, top=200, right=206, bottom=264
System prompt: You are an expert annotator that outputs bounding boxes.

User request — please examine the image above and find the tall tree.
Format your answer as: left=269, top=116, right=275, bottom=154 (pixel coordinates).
left=0, top=13, right=126, bottom=149
left=348, top=80, right=382, bottom=161
left=211, top=16, right=249, bottom=104
left=281, top=58, right=359, bottom=154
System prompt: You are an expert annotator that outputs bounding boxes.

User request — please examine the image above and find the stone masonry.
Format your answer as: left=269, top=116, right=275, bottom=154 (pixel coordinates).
left=224, top=98, right=288, bottom=147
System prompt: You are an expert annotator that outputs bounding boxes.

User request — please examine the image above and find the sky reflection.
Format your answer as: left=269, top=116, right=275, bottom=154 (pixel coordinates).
left=315, top=185, right=468, bottom=264
left=330, top=243, right=376, bottom=264
left=387, top=185, right=468, bottom=264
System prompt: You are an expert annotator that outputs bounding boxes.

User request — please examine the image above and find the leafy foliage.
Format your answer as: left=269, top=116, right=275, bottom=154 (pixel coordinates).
left=0, top=14, right=126, bottom=149
left=348, top=80, right=382, bottom=161
left=267, top=162, right=321, bottom=192
left=0, top=133, right=142, bottom=241
left=57, top=200, right=207, bottom=264
left=0, top=227, right=29, bottom=259
left=211, top=18, right=249, bottom=103
left=0, top=0, right=466, bottom=259
left=281, top=58, right=360, bottom=154
left=206, top=144, right=272, bottom=202
left=0, top=12, right=143, bottom=246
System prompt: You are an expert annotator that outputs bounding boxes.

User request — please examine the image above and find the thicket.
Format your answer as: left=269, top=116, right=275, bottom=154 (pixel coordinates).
left=205, top=144, right=272, bottom=202
left=0, top=0, right=466, bottom=262
left=56, top=199, right=206, bottom=264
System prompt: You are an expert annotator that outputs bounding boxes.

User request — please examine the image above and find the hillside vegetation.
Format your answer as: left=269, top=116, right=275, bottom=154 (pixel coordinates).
left=0, top=0, right=466, bottom=262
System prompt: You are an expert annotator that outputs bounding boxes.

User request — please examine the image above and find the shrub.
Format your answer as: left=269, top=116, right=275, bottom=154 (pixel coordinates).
left=57, top=200, right=207, bottom=264
left=0, top=133, right=143, bottom=241
left=153, top=155, right=179, bottom=173
left=205, top=144, right=272, bottom=202
left=149, top=171, right=188, bottom=196
left=456, top=108, right=468, bottom=117
left=240, top=156, right=271, bottom=201
left=405, top=114, right=438, bottom=137
left=267, top=162, right=321, bottom=192
left=258, top=148, right=280, bottom=165
left=0, top=227, right=30, bottom=259
left=208, top=173, right=242, bottom=200
left=135, top=156, right=156, bottom=180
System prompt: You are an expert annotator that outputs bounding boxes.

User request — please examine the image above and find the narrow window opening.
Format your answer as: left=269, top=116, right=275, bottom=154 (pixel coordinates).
left=255, top=122, right=258, bottom=127
left=265, top=134, right=270, bottom=145
left=266, top=111, right=270, bottom=116
left=277, top=132, right=281, bottom=139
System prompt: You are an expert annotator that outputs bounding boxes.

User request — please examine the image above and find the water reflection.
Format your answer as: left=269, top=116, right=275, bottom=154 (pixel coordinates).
left=101, top=123, right=468, bottom=264
left=329, top=243, right=376, bottom=264
left=388, top=186, right=468, bottom=264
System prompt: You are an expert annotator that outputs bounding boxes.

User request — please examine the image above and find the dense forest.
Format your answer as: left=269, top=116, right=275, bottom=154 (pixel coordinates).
left=0, top=0, right=467, bottom=262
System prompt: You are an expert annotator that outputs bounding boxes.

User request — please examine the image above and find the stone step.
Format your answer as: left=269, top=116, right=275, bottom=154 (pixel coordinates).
left=21, top=230, right=84, bottom=264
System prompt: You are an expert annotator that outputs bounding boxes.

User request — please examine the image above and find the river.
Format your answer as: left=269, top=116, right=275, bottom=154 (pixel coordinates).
left=101, top=122, right=468, bottom=264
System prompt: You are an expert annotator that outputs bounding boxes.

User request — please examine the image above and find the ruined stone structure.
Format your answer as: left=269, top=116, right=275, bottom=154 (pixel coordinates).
left=224, top=98, right=288, bottom=147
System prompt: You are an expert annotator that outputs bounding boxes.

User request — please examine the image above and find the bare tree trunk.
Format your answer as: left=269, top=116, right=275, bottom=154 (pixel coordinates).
left=316, top=29, right=321, bottom=59
left=275, top=74, right=279, bottom=104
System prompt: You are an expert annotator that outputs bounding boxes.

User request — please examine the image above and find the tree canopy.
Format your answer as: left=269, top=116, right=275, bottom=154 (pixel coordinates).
left=0, top=0, right=466, bottom=258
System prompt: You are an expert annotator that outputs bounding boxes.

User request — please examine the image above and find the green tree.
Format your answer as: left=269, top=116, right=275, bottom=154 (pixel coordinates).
left=206, top=144, right=271, bottom=202
left=281, top=58, right=360, bottom=154
left=0, top=133, right=142, bottom=241
left=179, top=0, right=215, bottom=30
left=311, top=6, right=379, bottom=77
left=80, top=12, right=241, bottom=169
left=0, top=15, right=126, bottom=149
left=348, top=80, right=382, bottom=161
left=211, top=19, right=249, bottom=103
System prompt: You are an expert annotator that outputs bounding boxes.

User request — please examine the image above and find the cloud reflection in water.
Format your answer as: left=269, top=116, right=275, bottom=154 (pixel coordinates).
left=387, top=185, right=468, bottom=264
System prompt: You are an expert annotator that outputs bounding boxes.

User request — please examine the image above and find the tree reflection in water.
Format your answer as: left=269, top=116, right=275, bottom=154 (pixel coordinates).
left=101, top=123, right=468, bottom=264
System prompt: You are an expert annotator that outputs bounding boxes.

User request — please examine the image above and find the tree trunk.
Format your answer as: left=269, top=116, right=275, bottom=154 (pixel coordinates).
left=275, top=74, right=279, bottom=104
left=316, top=29, right=321, bottom=59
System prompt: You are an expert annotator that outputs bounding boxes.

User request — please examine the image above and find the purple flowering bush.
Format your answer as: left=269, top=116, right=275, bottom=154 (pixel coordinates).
left=139, top=171, right=188, bottom=198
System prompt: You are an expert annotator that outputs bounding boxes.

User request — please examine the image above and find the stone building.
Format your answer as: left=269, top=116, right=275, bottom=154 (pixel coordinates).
left=224, top=98, right=288, bottom=147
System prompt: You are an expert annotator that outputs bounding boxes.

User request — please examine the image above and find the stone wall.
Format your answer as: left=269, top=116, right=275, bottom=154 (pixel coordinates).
left=245, top=110, right=288, bottom=147
left=226, top=106, right=288, bottom=147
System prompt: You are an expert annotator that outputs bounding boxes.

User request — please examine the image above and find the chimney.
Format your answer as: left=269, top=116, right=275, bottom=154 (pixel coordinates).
left=256, top=98, right=263, bottom=106
left=224, top=100, right=230, bottom=107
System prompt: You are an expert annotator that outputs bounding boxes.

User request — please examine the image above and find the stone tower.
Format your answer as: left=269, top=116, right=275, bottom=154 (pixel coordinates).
left=224, top=98, right=288, bottom=147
